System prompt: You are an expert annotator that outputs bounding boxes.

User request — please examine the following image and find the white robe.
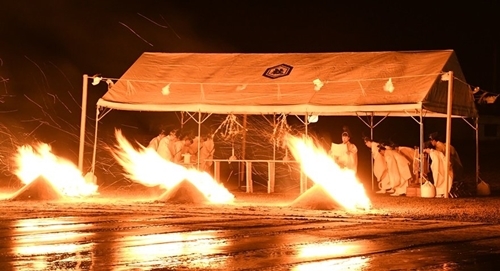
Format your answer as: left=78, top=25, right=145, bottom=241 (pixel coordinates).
left=396, top=146, right=418, bottom=181
left=383, top=150, right=410, bottom=195
left=428, top=149, right=453, bottom=196
left=156, top=135, right=176, bottom=162
left=330, top=142, right=358, bottom=173
left=190, top=137, right=215, bottom=171
left=371, top=143, right=390, bottom=190
left=147, top=135, right=162, bottom=150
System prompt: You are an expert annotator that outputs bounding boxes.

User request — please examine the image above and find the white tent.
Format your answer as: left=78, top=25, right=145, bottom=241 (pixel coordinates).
left=81, top=50, right=479, bottom=196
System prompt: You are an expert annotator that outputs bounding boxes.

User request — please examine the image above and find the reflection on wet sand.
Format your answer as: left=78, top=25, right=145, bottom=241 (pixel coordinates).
left=116, top=230, right=227, bottom=270
left=13, top=218, right=94, bottom=270
left=293, top=241, right=368, bottom=271
left=292, top=256, right=368, bottom=271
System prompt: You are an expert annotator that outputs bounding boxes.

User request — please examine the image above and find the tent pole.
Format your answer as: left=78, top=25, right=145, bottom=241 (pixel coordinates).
left=444, top=71, right=454, bottom=199
left=419, top=106, right=424, bottom=186
left=91, top=106, right=100, bottom=174
left=475, top=117, right=479, bottom=184
left=273, top=114, right=276, bottom=161
left=370, top=112, right=374, bottom=191
left=78, top=74, right=88, bottom=173
left=300, top=113, right=309, bottom=194
left=240, top=115, right=248, bottom=185
left=197, top=111, right=201, bottom=170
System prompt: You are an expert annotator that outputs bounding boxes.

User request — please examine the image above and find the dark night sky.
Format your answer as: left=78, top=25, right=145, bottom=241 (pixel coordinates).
left=1, top=0, right=498, bottom=90
left=0, top=0, right=498, bottom=181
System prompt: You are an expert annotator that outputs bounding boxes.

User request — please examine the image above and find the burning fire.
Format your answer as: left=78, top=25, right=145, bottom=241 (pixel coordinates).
left=111, top=130, right=234, bottom=204
left=286, top=135, right=371, bottom=211
left=14, top=143, right=98, bottom=197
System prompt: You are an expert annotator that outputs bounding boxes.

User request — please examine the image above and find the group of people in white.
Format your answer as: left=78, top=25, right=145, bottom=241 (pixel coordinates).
left=147, top=125, right=463, bottom=197
left=147, top=128, right=215, bottom=172
left=329, top=127, right=462, bottom=197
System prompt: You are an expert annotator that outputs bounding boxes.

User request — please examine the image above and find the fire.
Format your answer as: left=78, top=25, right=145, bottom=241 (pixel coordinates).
left=112, top=130, right=234, bottom=204
left=286, top=135, right=371, bottom=211
left=14, top=143, right=98, bottom=197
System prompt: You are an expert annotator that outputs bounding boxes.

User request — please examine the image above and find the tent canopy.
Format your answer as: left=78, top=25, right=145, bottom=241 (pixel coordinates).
left=97, top=50, right=477, bottom=117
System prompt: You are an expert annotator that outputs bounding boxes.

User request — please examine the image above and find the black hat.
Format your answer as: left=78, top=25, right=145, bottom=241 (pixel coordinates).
left=429, top=132, right=440, bottom=141
left=342, top=126, right=351, bottom=137
left=377, top=143, right=386, bottom=151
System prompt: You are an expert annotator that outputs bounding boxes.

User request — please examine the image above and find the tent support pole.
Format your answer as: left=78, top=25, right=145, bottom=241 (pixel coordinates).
left=78, top=74, right=88, bottom=173
left=475, top=117, right=479, bottom=184
left=419, top=107, right=424, bottom=186
left=197, top=111, right=201, bottom=170
left=91, top=106, right=100, bottom=174
left=273, top=114, right=276, bottom=161
left=444, top=71, right=454, bottom=199
left=300, top=113, right=309, bottom=194
left=370, top=113, right=374, bottom=191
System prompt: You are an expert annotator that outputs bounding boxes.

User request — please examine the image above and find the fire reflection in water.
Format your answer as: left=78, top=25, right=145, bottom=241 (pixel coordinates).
left=293, top=241, right=368, bottom=271
left=13, top=218, right=94, bottom=270
left=117, top=230, right=227, bottom=269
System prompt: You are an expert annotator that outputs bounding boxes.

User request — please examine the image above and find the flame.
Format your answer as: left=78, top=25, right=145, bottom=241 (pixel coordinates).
left=286, top=135, right=371, bottom=211
left=14, top=143, right=98, bottom=197
left=112, top=129, right=234, bottom=204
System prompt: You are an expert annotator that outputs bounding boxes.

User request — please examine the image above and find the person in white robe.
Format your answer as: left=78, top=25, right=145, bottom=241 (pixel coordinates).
left=429, top=132, right=463, bottom=180
left=387, top=142, right=419, bottom=184
left=378, top=143, right=411, bottom=196
left=147, top=130, right=166, bottom=150
left=156, top=129, right=179, bottom=162
left=424, top=144, right=453, bottom=197
left=190, top=133, right=216, bottom=172
left=330, top=127, right=358, bottom=174
left=173, top=134, right=195, bottom=164
left=363, top=137, right=390, bottom=193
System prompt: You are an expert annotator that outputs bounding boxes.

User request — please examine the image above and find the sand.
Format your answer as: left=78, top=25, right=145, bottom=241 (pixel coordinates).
left=9, top=176, right=64, bottom=201
left=290, top=183, right=341, bottom=210
left=157, top=179, right=208, bottom=204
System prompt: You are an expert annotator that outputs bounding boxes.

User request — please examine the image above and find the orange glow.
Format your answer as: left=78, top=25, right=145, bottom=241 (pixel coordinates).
left=286, top=135, right=371, bottom=211
left=293, top=256, right=368, bottom=271
left=14, top=144, right=98, bottom=197
left=112, top=129, right=234, bottom=203
left=14, top=218, right=94, bottom=270
left=117, top=231, right=227, bottom=269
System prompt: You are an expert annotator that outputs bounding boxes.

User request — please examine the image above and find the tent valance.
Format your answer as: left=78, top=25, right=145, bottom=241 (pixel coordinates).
left=97, top=50, right=477, bottom=118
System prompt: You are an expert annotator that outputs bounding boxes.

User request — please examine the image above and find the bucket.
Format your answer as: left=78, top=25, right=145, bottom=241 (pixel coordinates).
left=421, top=181, right=436, bottom=198
left=477, top=179, right=491, bottom=196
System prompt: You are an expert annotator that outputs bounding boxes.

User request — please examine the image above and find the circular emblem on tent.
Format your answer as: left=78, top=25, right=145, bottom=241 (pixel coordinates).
left=263, top=64, right=293, bottom=79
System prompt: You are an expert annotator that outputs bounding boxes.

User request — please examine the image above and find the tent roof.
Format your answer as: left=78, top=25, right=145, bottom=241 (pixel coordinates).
left=97, top=50, right=477, bottom=117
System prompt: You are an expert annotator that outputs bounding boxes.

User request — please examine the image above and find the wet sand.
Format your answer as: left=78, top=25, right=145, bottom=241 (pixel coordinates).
left=1, top=191, right=500, bottom=270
